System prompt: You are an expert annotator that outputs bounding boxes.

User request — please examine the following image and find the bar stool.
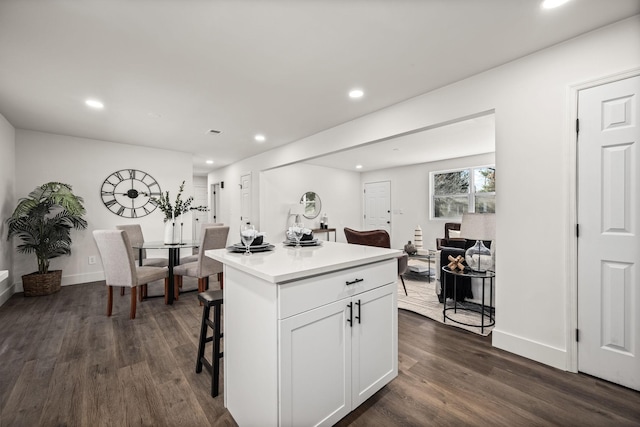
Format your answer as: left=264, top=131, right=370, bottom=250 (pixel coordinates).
left=196, top=289, right=224, bottom=397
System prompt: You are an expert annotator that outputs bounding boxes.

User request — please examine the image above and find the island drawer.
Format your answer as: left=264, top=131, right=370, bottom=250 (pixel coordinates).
left=278, top=258, right=397, bottom=319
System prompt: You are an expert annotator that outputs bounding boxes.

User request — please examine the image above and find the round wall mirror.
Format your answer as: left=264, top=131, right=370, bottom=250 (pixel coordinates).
left=300, top=192, right=321, bottom=219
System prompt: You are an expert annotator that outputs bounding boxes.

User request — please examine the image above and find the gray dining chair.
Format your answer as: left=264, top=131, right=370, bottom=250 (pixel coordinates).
left=174, top=226, right=229, bottom=301
left=93, top=230, right=169, bottom=319
left=180, top=222, right=224, bottom=264
left=116, top=224, right=169, bottom=267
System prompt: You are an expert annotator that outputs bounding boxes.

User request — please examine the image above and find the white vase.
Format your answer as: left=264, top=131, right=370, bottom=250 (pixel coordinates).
left=414, top=225, right=423, bottom=249
left=164, top=221, right=178, bottom=244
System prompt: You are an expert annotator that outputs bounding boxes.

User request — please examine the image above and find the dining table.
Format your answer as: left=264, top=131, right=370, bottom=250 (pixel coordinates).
left=132, top=240, right=199, bottom=305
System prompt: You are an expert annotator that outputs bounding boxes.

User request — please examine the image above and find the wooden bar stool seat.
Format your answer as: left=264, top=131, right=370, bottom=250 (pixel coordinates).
left=196, top=289, right=224, bottom=397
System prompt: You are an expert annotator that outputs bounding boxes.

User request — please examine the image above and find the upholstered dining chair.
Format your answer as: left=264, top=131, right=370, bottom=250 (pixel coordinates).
left=93, top=230, right=169, bottom=319
left=116, top=224, right=169, bottom=267
left=174, top=226, right=230, bottom=301
left=343, top=227, right=408, bottom=296
left=180, top=222, right=224, bottom=264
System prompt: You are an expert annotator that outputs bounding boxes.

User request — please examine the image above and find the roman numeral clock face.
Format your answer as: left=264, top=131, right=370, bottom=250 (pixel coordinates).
left=100, top=169, right=161, bottom=218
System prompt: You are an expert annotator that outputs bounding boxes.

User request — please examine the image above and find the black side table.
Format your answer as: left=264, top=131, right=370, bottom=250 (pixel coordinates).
left=442, top=266, right=495, bottom=333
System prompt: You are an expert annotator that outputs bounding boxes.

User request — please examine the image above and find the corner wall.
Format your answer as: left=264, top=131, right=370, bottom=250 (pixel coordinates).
left=361, top=152, right=495, bottom=251
left=13, top=130, right=194, bottom=291
left=260, top=163, right=362, bottom=243
left=210, top=16, right=640, bottom=371
left=0, top=113, right=15, bottom=306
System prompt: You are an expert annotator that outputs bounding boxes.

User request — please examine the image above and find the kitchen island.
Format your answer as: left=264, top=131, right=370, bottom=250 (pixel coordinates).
left=206, top=241, right=400, bottom=427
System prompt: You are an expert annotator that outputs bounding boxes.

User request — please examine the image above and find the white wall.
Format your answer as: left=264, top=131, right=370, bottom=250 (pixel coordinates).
left=260, top=163, right=361, bottom=243
left=209, top=16, right=640, bottom=371
left=13, top=130, right=194, bottom=290
left=361, top=153, right=495, bottom=251
left=0, top=113, right=15, bottom=305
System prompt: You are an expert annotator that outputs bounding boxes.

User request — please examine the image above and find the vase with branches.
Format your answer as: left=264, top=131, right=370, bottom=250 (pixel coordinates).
left=150, top=181, right=208, bottom=243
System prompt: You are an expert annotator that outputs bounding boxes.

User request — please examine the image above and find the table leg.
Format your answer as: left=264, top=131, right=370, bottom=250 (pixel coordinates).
left=167, top=248, right=178, bottom=305
left=481, top=277, right=486, bottom=333
left=442, top=271, right=447, bottom=322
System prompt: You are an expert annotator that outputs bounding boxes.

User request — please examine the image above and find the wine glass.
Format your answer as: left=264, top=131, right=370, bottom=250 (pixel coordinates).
left=240, top=224, right=255, bottom=256
left=292, top=222, right=304, bottom=248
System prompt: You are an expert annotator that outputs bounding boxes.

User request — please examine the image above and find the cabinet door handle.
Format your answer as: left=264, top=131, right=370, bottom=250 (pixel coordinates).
left=346, top=278, right=364, bottom=286
left=346, top=302, right=353, bottom=327
left=355, top=300, right=361, bottom=324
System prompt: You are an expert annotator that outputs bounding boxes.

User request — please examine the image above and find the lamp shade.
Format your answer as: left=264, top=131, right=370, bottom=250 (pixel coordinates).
left=459, top=213, right=495, bottom=241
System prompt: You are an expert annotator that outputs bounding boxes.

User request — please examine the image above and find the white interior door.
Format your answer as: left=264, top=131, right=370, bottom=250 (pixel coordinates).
left=240, top=173, right=251, bottom=224
left=577, top=75, right=640, bottom=391
left=364, top=181, right=390, bottom=232
left=192, top=183, right=208, bottom=240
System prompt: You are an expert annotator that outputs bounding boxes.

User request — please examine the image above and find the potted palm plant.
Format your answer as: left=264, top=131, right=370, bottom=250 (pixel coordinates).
left=6, top=182, right=88, bottom=296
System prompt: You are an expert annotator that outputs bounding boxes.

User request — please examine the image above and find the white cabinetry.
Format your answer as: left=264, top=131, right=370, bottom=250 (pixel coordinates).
left=279, top=263, right=397, bottom=427
left=208, top=242, right=400, bottom=427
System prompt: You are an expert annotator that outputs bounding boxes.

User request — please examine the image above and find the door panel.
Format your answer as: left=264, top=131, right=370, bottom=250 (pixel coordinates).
left=240, top=173, right=251, bottom=223
left=279, top=300, right=351, bottom=427
left=192, top=184, right=208, bottom=240
left=577, top=75, right=640, bottom=391
left=364, top=181, right=390, bottom=232
left=351, top=284, right=398, bottom=407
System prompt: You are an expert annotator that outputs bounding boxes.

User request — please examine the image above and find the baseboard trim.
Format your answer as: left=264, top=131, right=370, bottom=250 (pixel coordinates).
left=0, top=283, right=15, bottom=307
left=61, top=271, right=105, bottom=286
left=492, top=328, right=568, bottom=371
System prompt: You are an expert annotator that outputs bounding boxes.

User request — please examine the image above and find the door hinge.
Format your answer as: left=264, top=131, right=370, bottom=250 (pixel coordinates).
left=576, top=328, right=580, bottom=342
left=576, top=224, right=579, bottom=238
left=576, top=118, right=580, bottom=135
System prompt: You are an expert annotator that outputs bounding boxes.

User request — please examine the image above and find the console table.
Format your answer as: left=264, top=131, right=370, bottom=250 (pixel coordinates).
left=312, top=227, right=336, bottom=241
left=441, top=266, right=495, bottom=333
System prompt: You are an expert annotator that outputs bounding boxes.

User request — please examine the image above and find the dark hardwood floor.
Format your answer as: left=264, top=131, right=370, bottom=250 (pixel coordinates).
left=1, top=281, right=638, bottom=426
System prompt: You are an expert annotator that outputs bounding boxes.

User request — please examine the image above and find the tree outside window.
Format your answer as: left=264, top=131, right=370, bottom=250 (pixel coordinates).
left=432, top=166, right=495, bottom=218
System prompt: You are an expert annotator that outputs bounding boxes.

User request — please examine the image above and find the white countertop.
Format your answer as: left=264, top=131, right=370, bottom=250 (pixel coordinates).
left=206, top=241, right=401, bottom=284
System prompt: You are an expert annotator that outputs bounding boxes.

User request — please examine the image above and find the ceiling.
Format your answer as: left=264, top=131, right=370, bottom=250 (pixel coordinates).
left=1, top=1, right=638, bottom=175
left=305, top=112, right=496, bottom=172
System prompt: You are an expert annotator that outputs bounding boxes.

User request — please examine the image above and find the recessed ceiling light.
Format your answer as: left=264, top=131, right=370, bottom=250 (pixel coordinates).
left=254, top=134, right=266, bottom=142
left=355, top=164, right=363, bottom=169
left=541, top=0, right=570, bottom=9
left=85, top=99, right=104, bottom=109
left=349, top=89, right=364, bottom=99
left=206, top=160, right=214, bottom=165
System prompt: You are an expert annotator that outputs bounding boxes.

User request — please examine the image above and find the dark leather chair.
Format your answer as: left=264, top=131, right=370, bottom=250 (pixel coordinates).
left=436, top=222, right=462, bottom=250
left=343, top=227, right=408, bottom=296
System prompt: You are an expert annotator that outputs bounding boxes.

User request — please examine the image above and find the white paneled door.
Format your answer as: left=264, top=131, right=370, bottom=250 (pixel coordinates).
left=240, top=173, right=251, bottom=224
left=192, top=183, right=208, bottom=241
left=364, top=181, right=390, bottom=233
left=577, top=75, right=640, bottom=391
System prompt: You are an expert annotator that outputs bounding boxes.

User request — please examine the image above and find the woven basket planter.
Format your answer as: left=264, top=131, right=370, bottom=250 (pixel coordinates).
left=22, top=270, right=62, bottom=296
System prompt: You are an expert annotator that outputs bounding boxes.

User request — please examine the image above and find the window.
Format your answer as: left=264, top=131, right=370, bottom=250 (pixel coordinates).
left=431, top=166, right=495, bottom=219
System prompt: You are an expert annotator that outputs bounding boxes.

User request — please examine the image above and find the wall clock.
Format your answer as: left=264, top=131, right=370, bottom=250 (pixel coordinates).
left=100, top=169, right=161, bottom=218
